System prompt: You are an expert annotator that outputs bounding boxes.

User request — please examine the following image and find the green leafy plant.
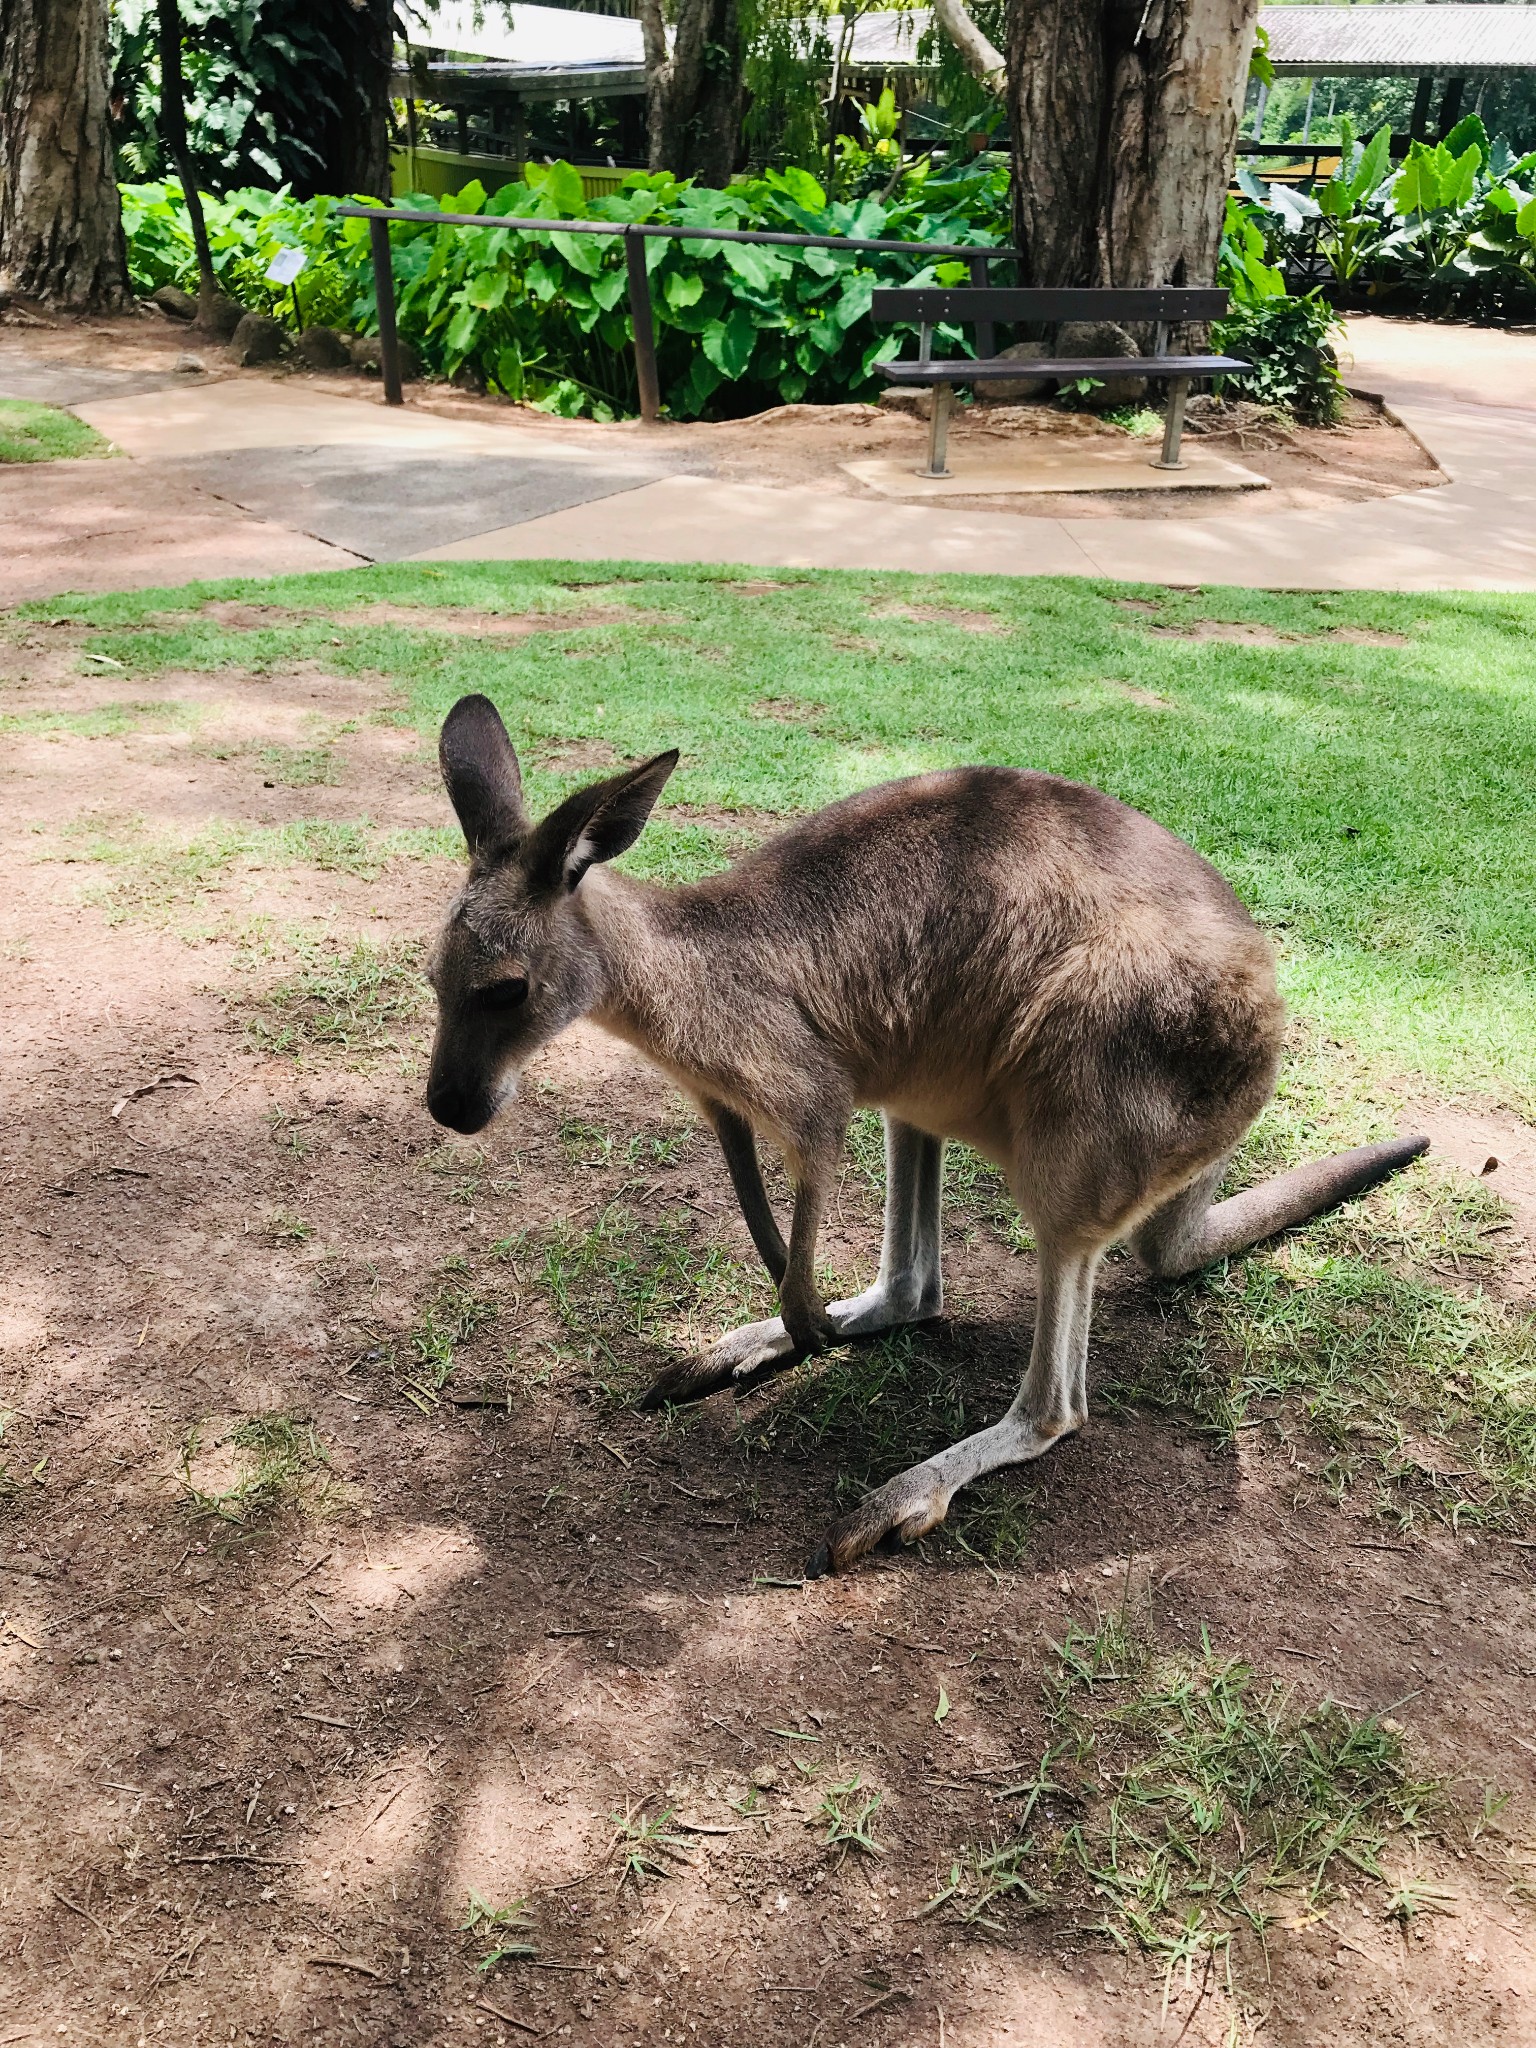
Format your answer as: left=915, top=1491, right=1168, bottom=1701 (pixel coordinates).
left=1213, top=291, right=1345, bottom=425
left=120, top=159, right=1008, bottom=419
left=813, top=1772, right=884, bottom=1856
left=459, top=1892, right=538, bottom=1970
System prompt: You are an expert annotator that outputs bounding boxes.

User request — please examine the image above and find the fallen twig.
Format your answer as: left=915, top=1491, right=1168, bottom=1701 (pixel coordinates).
left=476, top=1995, right=540, bottom=2036
left=111, top=1070, right=199, bottom=1120
left=307, top=1955, right=388, bottom=1980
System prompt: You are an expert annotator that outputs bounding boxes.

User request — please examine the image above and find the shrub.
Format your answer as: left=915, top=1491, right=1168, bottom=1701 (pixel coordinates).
left=1213, top=291, right=1346, bottom=425
left=120, top=158, right=1009, bottom=421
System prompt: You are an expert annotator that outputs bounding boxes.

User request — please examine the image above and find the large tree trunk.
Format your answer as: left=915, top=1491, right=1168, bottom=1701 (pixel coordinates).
left=309, top=0, right=395, bottom=201
left=0, top=0, right=127, bottom=309
left=1005, top=0, right=1258, bottom=287
left=638, top=0, right=744, bottom=186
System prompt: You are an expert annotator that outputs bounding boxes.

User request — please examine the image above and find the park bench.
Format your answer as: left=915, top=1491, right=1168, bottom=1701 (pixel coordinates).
left=871, top=286, right=1250, bottom=481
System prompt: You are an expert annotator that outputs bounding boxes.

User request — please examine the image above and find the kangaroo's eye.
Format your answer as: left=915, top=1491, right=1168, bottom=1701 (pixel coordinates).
left=479, top=976, right=529, bottom=1012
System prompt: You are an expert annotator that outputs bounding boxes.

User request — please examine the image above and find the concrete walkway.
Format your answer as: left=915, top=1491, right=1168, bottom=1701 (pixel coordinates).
left=3, top=316, right=1534, bottom=598
left=427, top=319, right=1536, bottom=588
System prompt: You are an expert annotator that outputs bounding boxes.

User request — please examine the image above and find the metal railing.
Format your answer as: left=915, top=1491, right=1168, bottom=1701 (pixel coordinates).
left=335, top=200, right=1016, bottom=421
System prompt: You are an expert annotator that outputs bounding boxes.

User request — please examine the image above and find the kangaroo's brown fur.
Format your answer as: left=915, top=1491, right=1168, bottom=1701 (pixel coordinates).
left=426, top=695, right=1427, bottom=1573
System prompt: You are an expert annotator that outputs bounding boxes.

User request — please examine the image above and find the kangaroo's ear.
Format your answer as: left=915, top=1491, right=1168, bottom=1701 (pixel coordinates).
left=440, top=695, right=526, bottom=861
left=523, top=750, right=679, bottom=894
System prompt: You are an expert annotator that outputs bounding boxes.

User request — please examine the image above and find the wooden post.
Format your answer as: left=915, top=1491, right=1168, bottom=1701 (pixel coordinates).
left=968, top=253, right=995, bottom=360
left=369, top=213, right=404, bottom=408
left=626, top=226, right=661, bottom=424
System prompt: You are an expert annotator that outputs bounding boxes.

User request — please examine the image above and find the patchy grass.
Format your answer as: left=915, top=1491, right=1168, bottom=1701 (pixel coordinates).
left=934, top=1608, right=1449, bottom=1975
left=177, top=1412, right=339, bottom=1524
left=459, top=1892, right=538, bottom=1971
left=0, top=400, right=114, bottom=463
left=244, top=938, right=428, bottom=1061
left=32, top=561, right=1536, bottom=1113
left=813, top=1773, right=885, bottom=1858
left=535, top=1202, right=769, bottom=1394
left=611, top=1803, right=692, bottom=1888
left=0, top=700, right=194, bottom=739
left=1103, top=1043, right=1536, bottom=1529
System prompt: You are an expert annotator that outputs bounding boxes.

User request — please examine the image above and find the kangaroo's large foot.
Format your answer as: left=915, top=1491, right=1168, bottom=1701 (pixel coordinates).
left=805, top=1409, right=1077, bottom=1576
left=638, top=1316, right=800, bottom=1410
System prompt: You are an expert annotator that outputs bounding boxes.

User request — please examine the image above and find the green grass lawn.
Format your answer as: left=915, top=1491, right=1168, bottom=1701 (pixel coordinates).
left=0, top=398, right=115, bottom=463
left=35, top=560, right=1536, bottom=1116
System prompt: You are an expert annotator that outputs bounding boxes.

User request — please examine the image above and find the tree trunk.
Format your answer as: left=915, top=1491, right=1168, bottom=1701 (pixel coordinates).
left=312, top=0, right=395, bottom=201
left=156, top=0, right=217, bottom=316
left=1005, top=0, right=1259, bottom=288
left=0, top=0, right=127, bottom=309
left=638, top=0, right=744, bottom=186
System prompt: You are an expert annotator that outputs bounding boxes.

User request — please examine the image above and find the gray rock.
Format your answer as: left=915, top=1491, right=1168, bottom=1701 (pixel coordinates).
left=193, top=292, right=244, bottom=340
left=1055, top=321, right=1147, bottom=409
left=878, top=387, right=930, bottom=419
left=171, top=352, right=207, bottom=375
left=295, top=325, right=353, bottom=371
left=976, top=338, right=1054, bottom=403
left=350, top=333, right=421, bottom=382
left=228, top=312, right=286, bottom=366
left=148, top=283, right=196, bottom=323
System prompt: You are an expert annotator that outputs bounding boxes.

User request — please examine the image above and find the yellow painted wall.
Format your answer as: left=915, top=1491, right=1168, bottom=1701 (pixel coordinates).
left=390, top=146, right=630, bottom=202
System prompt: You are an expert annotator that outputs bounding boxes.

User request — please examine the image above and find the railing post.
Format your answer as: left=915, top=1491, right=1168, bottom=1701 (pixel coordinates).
left=968, top=252, right=995, bottom=360
left=625, top=227, right=661, bottom=424
left=369, top=213, right=404, bottom=408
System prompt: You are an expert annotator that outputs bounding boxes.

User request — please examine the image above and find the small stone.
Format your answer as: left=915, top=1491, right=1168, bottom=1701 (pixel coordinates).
left=295, top=325, right=352, bottom=371
left=750, top=1763, right=779, bottom=1790
left=228, top=311, right=286, bottom=366
left=151, top=1727, right=176, bottom=1751
left=171, top=352, right=206, bottom=375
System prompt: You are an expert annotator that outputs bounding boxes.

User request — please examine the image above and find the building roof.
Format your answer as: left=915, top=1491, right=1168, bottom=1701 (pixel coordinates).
left=404, top=2, right=1536, bottom=97
left=1264, top=5, right=1536, bottom=78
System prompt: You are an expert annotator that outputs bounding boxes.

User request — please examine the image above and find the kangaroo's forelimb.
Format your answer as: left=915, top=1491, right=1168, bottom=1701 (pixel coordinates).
left=706, top=1101, right=788, bottom=1285
left=639, top=1115, right=945, bottom=1410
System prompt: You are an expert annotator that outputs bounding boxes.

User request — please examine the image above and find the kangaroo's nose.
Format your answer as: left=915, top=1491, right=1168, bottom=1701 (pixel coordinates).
left=426, top=1084, right=488, bottom=1134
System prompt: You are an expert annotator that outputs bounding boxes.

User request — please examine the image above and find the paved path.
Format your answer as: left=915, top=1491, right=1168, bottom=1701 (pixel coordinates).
left=3, top=316, right=1534, bottom=598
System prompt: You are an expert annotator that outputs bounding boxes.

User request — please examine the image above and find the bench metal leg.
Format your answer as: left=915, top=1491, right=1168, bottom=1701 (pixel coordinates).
left=920, top=382, right=953, bottom=479
left=1152, top=377, right=1190, bottom=471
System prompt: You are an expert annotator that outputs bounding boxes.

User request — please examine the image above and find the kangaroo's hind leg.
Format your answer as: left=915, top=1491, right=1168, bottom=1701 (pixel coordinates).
left=808, top=1232, right=1100, bottom=1576
left=639, top=1116, right=945, bottom=1409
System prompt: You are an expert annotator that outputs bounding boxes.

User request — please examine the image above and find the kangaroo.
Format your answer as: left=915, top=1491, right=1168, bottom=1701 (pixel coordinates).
left=425, top=694, right=1428, bottom=1575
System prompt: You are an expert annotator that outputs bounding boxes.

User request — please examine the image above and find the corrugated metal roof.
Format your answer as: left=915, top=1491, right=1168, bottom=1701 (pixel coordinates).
left=1264, top=5, right=1536, bottom=78
left=410, top=2, right=1536, bottom=88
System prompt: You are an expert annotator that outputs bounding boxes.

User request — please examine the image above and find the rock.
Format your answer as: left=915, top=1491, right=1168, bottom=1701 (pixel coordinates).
left=171, top=352, right=206, bottom=375
left=975, top=338, right=1053, bottom=403
left=148, top=283, right=196, bottom=323
left=228, top=312, right=286, bottom=366
left=294, top=325, right=352, bottom=371
left=350, top=333, right=420, bottom=382
left=192, top=292, right=244, bottom=340
left=878, top=387, right=930, bottom=419
left=1055, top=321, right=1147, bottom=409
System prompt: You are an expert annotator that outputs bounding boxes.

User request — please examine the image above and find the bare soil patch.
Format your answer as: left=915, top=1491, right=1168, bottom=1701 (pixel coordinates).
left=869, top=602, right=1006, bottom=634
left=336, top=604, right=643, bottom=638
left=0, top=617, right=1534, bottom=2048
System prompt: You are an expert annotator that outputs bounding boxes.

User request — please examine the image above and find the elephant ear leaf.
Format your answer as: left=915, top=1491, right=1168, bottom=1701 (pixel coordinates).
left=1351, top=124, right=1392, bottom=203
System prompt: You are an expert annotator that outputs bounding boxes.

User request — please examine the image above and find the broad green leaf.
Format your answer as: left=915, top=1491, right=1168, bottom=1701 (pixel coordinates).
left=465, top=269, right=509, bottom=312
left=664, top=269, right=705, bottom=311
left=1351, top=124, right=1392, bottom=203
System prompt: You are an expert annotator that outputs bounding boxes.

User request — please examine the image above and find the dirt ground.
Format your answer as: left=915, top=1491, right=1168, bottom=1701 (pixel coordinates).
left=2, top=605, right=1536, bottom=2048
left=1, top=305, right=1442, bottom=524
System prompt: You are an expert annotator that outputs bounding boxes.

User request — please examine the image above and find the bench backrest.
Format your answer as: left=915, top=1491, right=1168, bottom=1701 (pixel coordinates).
left=871, top=286, right=1229, bottom=326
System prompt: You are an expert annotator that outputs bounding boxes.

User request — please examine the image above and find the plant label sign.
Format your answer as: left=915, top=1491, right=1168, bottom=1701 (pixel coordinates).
left=265, top=247, right=308, bottom=286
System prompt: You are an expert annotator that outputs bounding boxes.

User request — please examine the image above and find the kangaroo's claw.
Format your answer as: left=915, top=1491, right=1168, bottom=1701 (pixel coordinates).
left=805, top=1459, right=954, bottom=1576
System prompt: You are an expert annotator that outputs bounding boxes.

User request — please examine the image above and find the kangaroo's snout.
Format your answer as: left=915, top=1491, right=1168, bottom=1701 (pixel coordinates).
left=426, top=1070, right=515, bottom=1135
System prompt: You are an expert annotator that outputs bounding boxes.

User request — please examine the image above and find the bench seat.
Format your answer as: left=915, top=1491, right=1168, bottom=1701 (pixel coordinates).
left=884, top=353, right=1249, bottom=385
